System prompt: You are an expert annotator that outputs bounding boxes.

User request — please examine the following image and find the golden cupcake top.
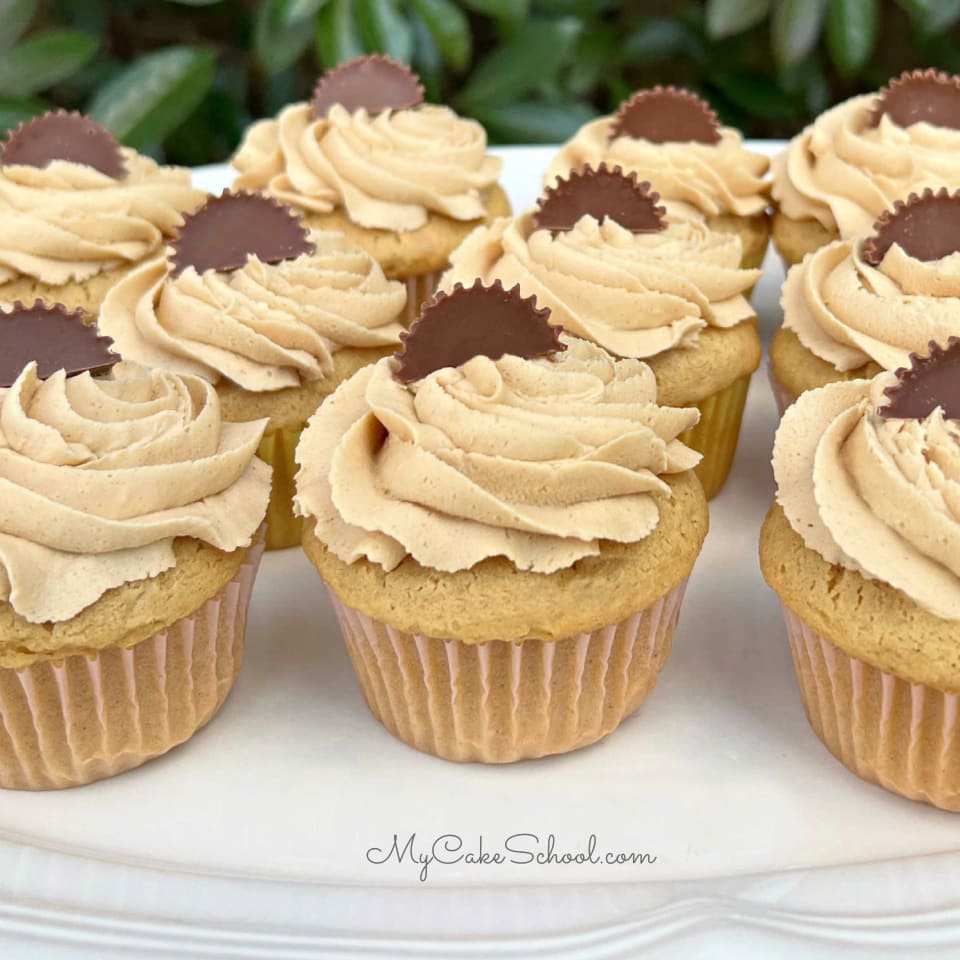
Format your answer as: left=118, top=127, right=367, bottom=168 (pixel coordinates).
left=98, top=191, right=407, bottom=393
left=772, top=69, right=960, bottom=237
left=231, top=55, right=502, bottom=232
left=782, top=188, right=960, bottom=372
left=295, top=280, right=701, bottom=575
left=442, top=165, right=759, bottom=361
left=0, top=111, right=204, bottom=286
left=0, top=302, right=270, bottom=623
left=773, top=339, right=960, bottom=621
left=544, top=87, right=769, bottom=220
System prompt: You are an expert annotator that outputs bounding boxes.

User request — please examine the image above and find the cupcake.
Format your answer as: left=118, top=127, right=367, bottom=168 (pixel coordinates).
left=761, top=343, right=960, bottom=810
left=772, top=69, right=960, bottom=266
left=0, top=111, right=204, bottom=313
left=231, top=55, right=509, bottom=320
left=771, top=188, right=960, bottom=413
left=442, top=165, right=761, bottom=498
left=0, top=302, right=270, bottom=790
left=294, top=281, right=709, bottom=763
left=544, top=86, right=770, bottom=269
left=99, top=191, right=407, bottom=551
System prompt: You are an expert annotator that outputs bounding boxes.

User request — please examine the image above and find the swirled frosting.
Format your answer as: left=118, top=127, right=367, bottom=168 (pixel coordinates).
left=544, top=118, right=769, bottom=219
left=295, top=336, right=700, bottom=574
left=0, top=151, right=204, bottom=286
left=231, top=102, right=502, bottom=231
left=99, top=231, right=407, bottom=392
left=442, top=212, right=759, bottom=359
left=0, top=362, right=270, bottom=622
left=782, top=238, right=960, bottom=372
left=773, top=375, right=960, bottom=620
left=772, top=94, right=960, bottom=236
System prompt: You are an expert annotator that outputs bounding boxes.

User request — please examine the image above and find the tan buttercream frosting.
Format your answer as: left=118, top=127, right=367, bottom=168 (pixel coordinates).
left=0, top=362, right=270, bottom=623
left=98, top=230, right=407, bottom=393
left=0, top=151, right=203, bottom=286
left=442, top=212, right=759, bottom=359
left=773, top=375, right=960, bottom=620
left=772, top=94, right=960, bottom=236
left=231, top=102, right=502, bottom=231
left=295, top=335, right=700, bottom=575
left=544, top=118, right=769, bottom=218
left=782, top=237, right=960, bottom=372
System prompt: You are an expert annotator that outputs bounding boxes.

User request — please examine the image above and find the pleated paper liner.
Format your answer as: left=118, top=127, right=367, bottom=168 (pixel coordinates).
left=782, top=604, right=960, bottom=812
left=0, top=535, right=265, bottom=791
left=257, top=425, right=305, bottom=550
left=679, top=374, right=751, bottom=500
left=767, top=361, right=796, bottom=418
left=400, top=270, right=442, bottom=326
left=328, top=577, right=689, bottom=763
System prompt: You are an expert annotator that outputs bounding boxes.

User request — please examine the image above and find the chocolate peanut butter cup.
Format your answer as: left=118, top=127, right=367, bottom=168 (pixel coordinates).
left=880, top=337, right=960, bottom=420
left=394, top=279, right=565, bottom=383
left=610, top=86, right=722, bottom=144
left=311, top=55, right=425, bottom=119
left=862, top=188, right=960, bottom=265
left=869, top=68, right=960, bottom=130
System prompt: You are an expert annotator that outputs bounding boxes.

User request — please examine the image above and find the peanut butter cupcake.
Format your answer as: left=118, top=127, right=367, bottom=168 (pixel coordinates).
left=231, top=55, right=509, bottom=319
left=761, top=343, right=960, bottom=810
left=0, top=111, right=204, bottom=313
left=771, top=189, right=960, bottom=413
left=0, top=302, right=270, bottom=790
left=772, top=69, right=960, bottom=265
left=295, top=281, right=709, bottom=763
left=442, top=166, right=761, bottom=498
left=544, top=86, right=770, bottom=269
left=99, top=191, right=407, bottom=550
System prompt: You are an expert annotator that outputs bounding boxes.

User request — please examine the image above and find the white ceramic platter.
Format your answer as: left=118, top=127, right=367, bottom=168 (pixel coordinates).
left=1, top=144, right=959, bottom=960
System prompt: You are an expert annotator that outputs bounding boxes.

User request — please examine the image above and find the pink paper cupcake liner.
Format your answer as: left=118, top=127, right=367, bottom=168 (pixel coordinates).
left=782, top=604, right=960, bottom=811
left=328, top=577, right=689, bottom=763
left=0, top=535, right=264, bottom=791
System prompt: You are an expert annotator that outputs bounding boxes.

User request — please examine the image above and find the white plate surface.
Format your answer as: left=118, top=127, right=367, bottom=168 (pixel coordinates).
left=1, top=144, right=959, bottom=959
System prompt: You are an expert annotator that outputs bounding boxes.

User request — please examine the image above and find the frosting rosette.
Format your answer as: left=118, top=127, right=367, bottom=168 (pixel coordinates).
left=772, top=95, right=960, bottom=237
left=296, top=335, right=701, bottom=575
left=442, top=212, right=759, bottom=359
left=0, top=362, right=270, bottom=623
left=99, top=230, right=407, bottom=392
left=545, top=119, right=769, bottom=219
left=782, top=236, right=960, bottom=372
left=0, top=151, right=204, bottom=285
left=231, top=102, right=502, bottom=231
left=773, top=373, right=960, bottom=620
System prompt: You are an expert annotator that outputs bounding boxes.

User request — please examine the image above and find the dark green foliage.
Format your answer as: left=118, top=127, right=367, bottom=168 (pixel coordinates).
left=2, top=0, right=958, bottom=164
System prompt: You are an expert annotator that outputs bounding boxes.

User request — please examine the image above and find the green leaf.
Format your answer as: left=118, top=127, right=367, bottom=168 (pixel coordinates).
left=705, top=0, right=771, bottom=38
left=567, top=24, right=618, bottom=97
left=895, top=0, right=960, bottom=31
left=471, top=100, right=596, bottom=143
left=771, top=0, right=827, bottom=67
left=88, top=46, right=215, bottom=150
left=355, top=0, right=414, bottom=63
left=0, top=95, right=46, bottom=135
left=0, top=0, right=36, bottom=54
left=459, top=0, right=528, bottom=18
left=456, top=16, right=580, bottom=108
left=410, top=10, right=442, bottom=100
left=163, top=0, right=223, bottom=5
left=622, top=17, right=694, bottom=64
left=711, top=70, right=797, bottom=121
left=409, top=0, right=470, bottom=71
left=255, top=0, right=323, bottom=75
left=825, top=0, right=877, bottom=76
left=54, top=0, right=108, bottom=33
left=315, top=0, right=363, bottom=66
left=0, top=30, right=98, bottom=98
left=282, top=0, right=327, bottom=25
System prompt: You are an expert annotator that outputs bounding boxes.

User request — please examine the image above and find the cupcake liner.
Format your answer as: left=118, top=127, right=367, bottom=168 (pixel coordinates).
left=0, top=535, right=264, bottom=791
left=680, top=375, right=751, bottom=500
left=400, top=270, right=442, bottom=326
left=327, top=577, right=689, bottom=763
left=782, top=604, right=960, bottom=811
left=767, top=360, right=796, bottom=417
left=257, top=424, right=305, bottom=551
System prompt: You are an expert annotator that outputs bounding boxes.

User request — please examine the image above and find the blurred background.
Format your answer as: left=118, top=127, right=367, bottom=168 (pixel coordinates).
left=2, top=0, right=958, bottom=164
